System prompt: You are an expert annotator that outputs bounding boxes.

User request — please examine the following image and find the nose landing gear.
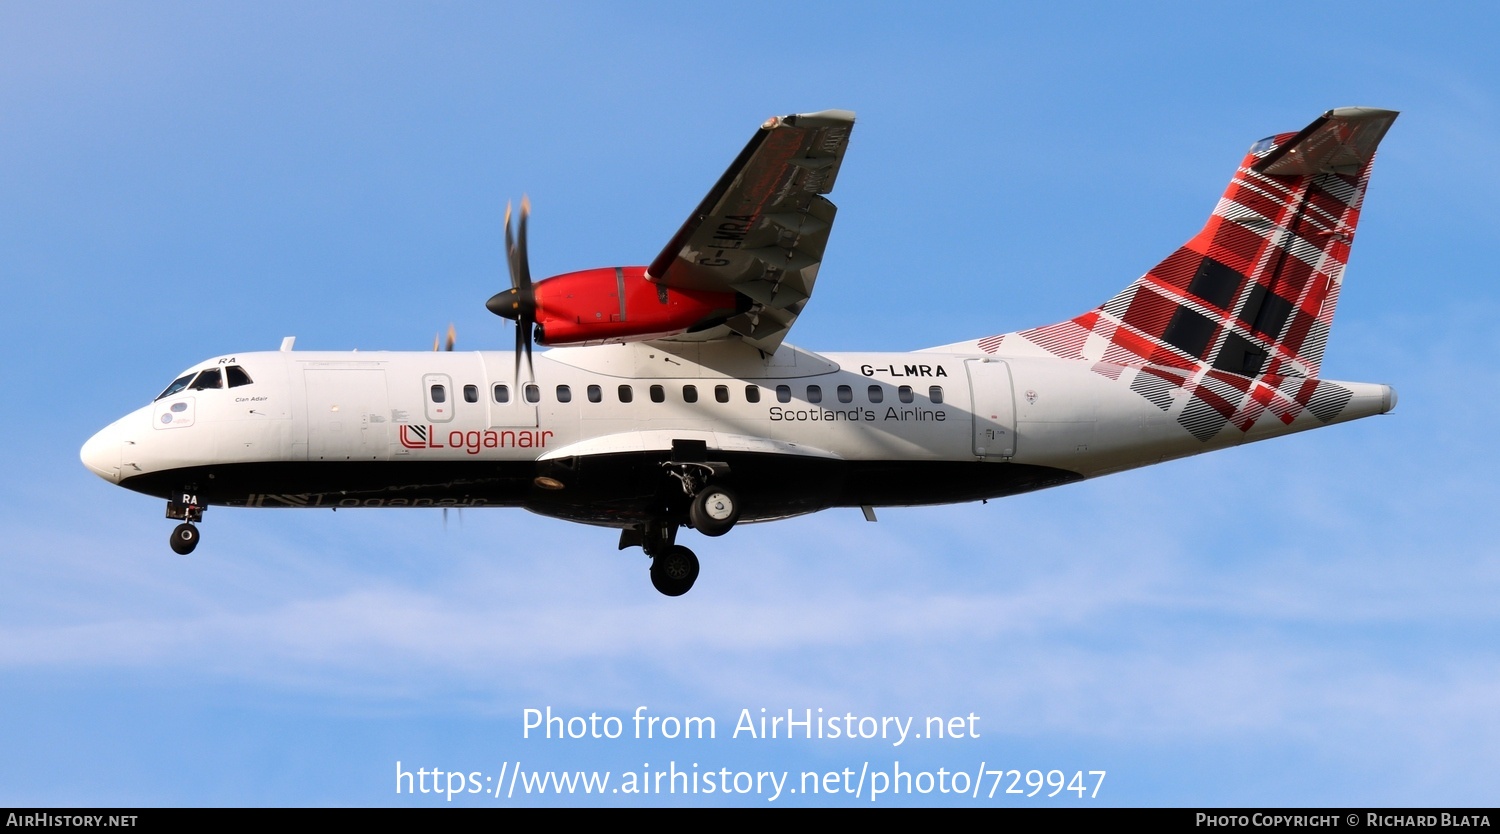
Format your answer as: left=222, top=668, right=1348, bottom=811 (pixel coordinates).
left=169, top=522, right=200, bottom=555
left=165, top=491, right=204, bottom=555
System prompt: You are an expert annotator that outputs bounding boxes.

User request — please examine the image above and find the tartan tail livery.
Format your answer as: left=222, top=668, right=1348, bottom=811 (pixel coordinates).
left=948, top=107, right=1398, bottom=442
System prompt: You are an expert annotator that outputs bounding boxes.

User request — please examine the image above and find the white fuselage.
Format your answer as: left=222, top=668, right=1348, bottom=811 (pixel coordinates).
left=81, top=339, right=1393, bottom=522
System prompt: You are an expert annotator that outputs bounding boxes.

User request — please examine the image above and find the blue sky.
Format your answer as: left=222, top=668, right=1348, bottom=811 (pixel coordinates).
left=3, top=0, right=1498, bottom=807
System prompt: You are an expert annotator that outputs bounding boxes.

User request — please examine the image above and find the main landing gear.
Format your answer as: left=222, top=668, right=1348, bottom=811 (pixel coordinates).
left=689, top=485, right=739, bottom=538
left=621, top=520, right=701, bottom=597
left=165, top=491, right=204, bottom=555
left=618, top=441, right=745, bottom=597
left=650, top=543, right=700, bottom=597
left=664, top=444, right=742, bottom=539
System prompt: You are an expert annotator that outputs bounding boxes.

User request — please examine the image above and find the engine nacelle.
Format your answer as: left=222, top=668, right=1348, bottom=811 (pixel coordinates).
left=529, top=266, right=740, bottom=346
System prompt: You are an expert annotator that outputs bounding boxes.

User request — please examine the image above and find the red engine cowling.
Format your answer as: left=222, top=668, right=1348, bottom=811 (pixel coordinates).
left=528, top=266, right=740, bottom=346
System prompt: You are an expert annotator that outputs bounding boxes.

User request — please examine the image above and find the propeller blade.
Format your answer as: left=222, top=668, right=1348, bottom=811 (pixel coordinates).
left=504, top=200, right=519, bottom=290
left=512, top=322, right=537, bottom=386
left=514, top=318, right=524, bottom=385
left=432, top=324, right=456, bottom=351
left=515, top=195, right=531, bottom=291
left=523, top=323, right=534, bottom=381
left=492, top=196, right=538, bottom=386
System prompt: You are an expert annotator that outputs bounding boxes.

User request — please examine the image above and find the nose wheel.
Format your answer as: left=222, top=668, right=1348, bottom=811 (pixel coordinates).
left=169, top=523, right=200, bottom=555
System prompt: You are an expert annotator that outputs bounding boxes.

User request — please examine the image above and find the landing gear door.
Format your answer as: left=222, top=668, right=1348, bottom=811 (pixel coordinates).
left=965, top=358, right=1015, bottom=458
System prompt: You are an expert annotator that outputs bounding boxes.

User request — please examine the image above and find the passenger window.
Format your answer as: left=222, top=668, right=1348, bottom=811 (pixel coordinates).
left=807, top=385, right=822, bottom=404
left=650, top=385, right=665, bottom=403
left=430, top=384, right=447, bottom=403
left=463, top=384, right=479, bottom=403
left=837, top=385, right=853, bottom=403
left=556, top=384, right=572, bottom=403
left=683, top=385, right=698, bottom=404
left=618, top=385, right=634, bottom=403
left=587, top=384, right=602, bottom=403
left=745, top=385, right=761, bottom=403
left=493, top=384, right=510, bottom=404
left=524, top=384, right=540, bottom=403
left=898, top=385, right=914, bottom=404
left=192, top=368, right=223, bottom=390
left=867, top=384, right=884, bottom=403
left=776, top=385, right=792, bottom=403
left=929, top=385, right=944, bottom=404
left=226, top=366, right=253, bottom=388
left=715, top=385, right=729, bottom=403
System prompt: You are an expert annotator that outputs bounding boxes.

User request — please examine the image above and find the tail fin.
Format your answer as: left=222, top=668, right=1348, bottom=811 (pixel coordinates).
left=961, top=107, right=1397, bottom=378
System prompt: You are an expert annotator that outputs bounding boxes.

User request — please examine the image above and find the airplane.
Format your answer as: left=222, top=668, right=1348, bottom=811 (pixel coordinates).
left=80, top=106, right=1399, bottom=597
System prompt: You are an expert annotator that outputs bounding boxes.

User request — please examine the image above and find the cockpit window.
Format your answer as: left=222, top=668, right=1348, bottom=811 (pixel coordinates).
left=154, top=365, right=248, bottom=401
left=155, top=373, right=196, bottom=401
left=191, top=368, right=223, bottom=390
left=226, top=365, right=253, bottom=388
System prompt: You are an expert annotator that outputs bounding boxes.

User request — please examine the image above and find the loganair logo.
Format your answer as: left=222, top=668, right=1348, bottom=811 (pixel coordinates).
left=398, top=424, right=554, bottom=455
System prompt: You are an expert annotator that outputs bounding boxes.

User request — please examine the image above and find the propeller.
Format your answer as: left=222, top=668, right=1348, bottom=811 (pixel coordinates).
left=486, top=196, right=536, bottom=383
left=432, top=322, right=456, bottom=352
left=435, top=320, right=458, bottom=533
left=442, top=505, right=463, bottom=531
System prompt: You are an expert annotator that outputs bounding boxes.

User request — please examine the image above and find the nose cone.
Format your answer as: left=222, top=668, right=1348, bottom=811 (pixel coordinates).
left=487, top=287, right=520, bottom=319
left=80, top=420, right=123, bottom=483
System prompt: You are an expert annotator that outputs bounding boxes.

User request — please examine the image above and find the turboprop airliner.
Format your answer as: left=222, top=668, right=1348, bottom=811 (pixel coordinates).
left=80, top=107, right=1398, bottom=596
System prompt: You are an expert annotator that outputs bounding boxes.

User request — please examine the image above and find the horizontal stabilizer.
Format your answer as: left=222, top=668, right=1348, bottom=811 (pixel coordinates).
left=1253, top=107, right=1398, bottom=176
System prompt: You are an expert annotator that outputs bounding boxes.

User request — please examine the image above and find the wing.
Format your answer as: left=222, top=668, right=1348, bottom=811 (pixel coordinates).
left=647, top=109, right=855, bottom=353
